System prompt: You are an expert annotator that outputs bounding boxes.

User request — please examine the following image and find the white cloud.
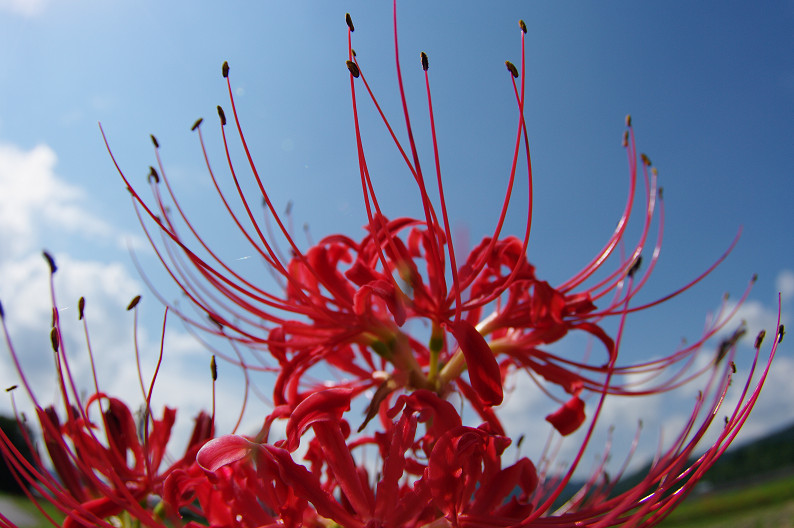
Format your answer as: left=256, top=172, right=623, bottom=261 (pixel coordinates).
left=0, top=143, right=113, bottom=257
left=776, top=269, right=794, bottom=303
left=0, top=0, right=47, bottom=17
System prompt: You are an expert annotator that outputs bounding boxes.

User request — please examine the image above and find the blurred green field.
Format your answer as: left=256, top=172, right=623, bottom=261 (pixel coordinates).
left=657, top=473, right=794, bottom=528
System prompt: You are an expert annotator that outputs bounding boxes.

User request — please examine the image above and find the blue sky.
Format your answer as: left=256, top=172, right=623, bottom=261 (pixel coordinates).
left=0, top=1, right=791, bottom=473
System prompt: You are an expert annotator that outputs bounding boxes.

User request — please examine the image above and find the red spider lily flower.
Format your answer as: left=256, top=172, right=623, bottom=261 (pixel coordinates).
left=182, top=319, right=781, bottom=528
left=0, top=255, right=215, bottom=528
left=100, top=1, right=749, bottom=442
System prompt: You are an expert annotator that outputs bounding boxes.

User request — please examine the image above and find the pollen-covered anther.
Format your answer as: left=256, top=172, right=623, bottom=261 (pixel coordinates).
left=127, top=295, right=142, bottom=311
left=78, top=297, right=85, bottom=320
left=640, top=153, right=652, bottom=166
left=421, top=52, right=429, bottom=71
left=222, top=61, right=230, bottom=78
left=150, top=134, right=159, bottom=148
left=625, top=114, right=632, bottom=127
left=191, top=117, right=204, bottom=131
left=217, top=105, right=227, bottom=126
left=519, top=19, right=527, bottom=33
left=42, top=251, right=57, bottom=274
left=148, top=166, right=159, bottom=184
left=346, top=13, right=354, bottom=32
left=346, top=60, right=360, bottom=78
left=5, top=385, right=17, bottom=392
left=651, top=167, right=658, bottom=177
left=505, top=60, right=519, bottom=78
left=627, top=255, right=643, bottom=277
left=755, top=330, right=766, bottom=349
left=50, top=327, right=60, bottom=353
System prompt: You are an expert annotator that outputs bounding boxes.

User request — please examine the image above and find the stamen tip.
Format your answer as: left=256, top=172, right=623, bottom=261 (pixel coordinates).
left=150, top=134, right=159, bottom=148
left=778, top=324, right=785, bottom=343
left=421, top=51, right=429, bottom=71
left=505, top=60, right=519, bottom=78
left=42, top=251, right=57, bottom=274
left=625, top=114, right=632, bottom=127
left=640, top=153, right=651, bottom=166
left=191, top=117, right=204, bottom=131
left=346, top=60, right=360, bottom=78
left=5, top=385, right=17, bottom=392
left=755, top=330, right=766, bottom=349
left=346, top=13, right=354, bottom=32
left=222, top=61, right=230, bottom=78
left=78, top=297, right=85, bottom=320
left=127, top=295, right=142, bottom=311
left=211, top=355, right=218, bottom=381
left=50, top=327, right=59, bottom=353
left=148, top=166, right=160, bottom=184
left=519, top=19, right=527, bottom=33
left=217, top=105, right=227, bottom=126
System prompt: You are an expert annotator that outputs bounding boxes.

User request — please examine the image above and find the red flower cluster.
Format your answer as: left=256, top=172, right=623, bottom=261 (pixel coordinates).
left=0, top=2, right=784, bottom=527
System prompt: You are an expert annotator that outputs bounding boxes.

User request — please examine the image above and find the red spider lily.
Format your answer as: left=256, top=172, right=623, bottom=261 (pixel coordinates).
left=0, top=1, right=783, bottom=527
left=0, top=255, right=214, bottom=528
left=182, top=318, right=781, bottom=528
left=100, top=2, right=750, bottom=442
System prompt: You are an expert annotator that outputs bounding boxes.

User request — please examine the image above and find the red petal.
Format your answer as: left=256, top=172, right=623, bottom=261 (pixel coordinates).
left=285, top=388, right=352, bottom=452
left=545, top=396, right=586, bottom=436
left=450, top=320, right=503, bottom=406
left=196, top=434, right=253, bottom=473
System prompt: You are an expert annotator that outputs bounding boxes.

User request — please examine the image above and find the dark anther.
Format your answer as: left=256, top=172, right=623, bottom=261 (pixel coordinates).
left=78, top=297, right=85, bottom=320
left=658, top=187, right=664, bottom=200
left=641, top=153, right=652, bottom=166
left=148, top=166, right=159, bottom=184
left=211, top=355, right=218, bottom=381
left=755, top=330, right=766, bottom=349
left=625, top=114, right=632, bottom=127
left=50, top=327, right=60, bottom=353
left=628, top=255, right=643, bottom=277
left=191, top=117, right=204, bottom=131
left=209, top=313, right=224, bottom=329
left=730, top=361, right=736, bottom=374
left=217, top=105, right=227, bottom=126
left=421, top=52, right=429, bottom=71
left=5, top=385, right=17, bottom=392
left=346, top=13, right=354, bottom=32
left=346, top=60, right=360, bottom=78
left=127, top=295, right=141, bottom=311
left=222, top=61, right=230, bottom=78
left=752, top=273, right=758, bottom=283
left=716, top=326, right=747, bottom=363
left=622, top=131, right=629, bottom=147
left=778, top=324, right=785, bottom=343
left=150, top=134, right=159, bottom=148
left=505, top=61, right=519, bottom=78
left=42, top=251, right=57, bottom=274
left=0, top=299, right=4, bottom=320
left=519, top=19, right=527, bottom=33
